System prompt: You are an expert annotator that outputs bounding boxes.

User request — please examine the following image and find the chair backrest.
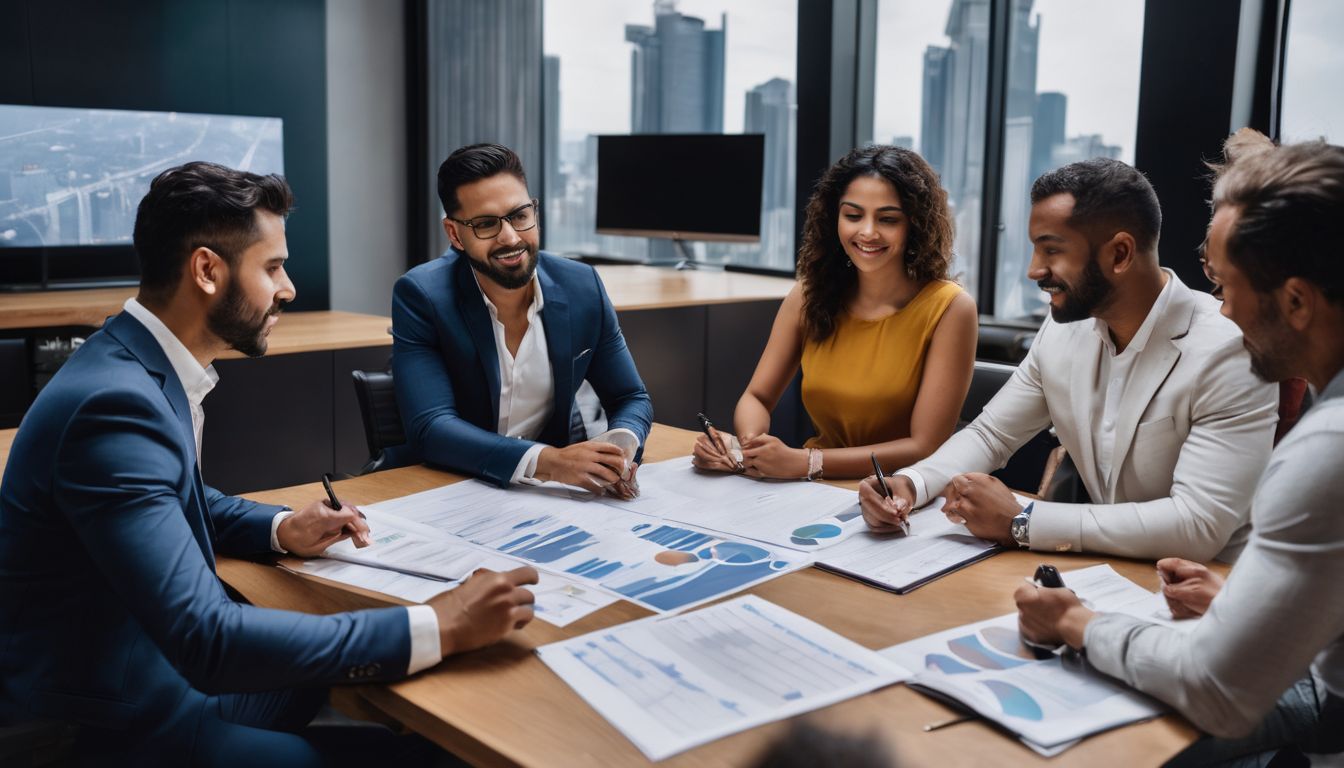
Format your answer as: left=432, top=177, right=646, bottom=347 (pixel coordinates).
left=959, top=360, right=1017, bottom=427
left=0, top=339, right=32, bottom=429
left=351, top=369, right=405, bottom=474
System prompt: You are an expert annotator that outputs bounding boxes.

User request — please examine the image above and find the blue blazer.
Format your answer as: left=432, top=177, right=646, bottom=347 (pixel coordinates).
left=391, top=250, right=654, bottom=487
left=0, top=312, right=410, bottom=736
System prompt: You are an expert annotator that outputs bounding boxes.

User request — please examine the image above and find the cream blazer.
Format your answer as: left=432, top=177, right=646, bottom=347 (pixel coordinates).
left=902, top=272, right=1278, bottom=562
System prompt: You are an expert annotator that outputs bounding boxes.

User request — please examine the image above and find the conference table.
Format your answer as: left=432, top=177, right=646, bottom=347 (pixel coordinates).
left=218, top=424, right=1207, bottom=767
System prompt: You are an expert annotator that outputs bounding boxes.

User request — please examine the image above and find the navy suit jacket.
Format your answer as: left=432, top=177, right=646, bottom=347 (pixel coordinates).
left=391, top=250, right=654, bottom=487
left=0, top=312, right=410, bottom=735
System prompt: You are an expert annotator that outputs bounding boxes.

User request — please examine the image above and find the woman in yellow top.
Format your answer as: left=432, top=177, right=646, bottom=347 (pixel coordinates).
left=693, top=144, right=977, bottom=480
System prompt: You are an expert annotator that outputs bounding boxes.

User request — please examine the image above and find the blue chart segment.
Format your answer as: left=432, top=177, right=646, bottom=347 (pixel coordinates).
left=982, top=680, right=1044, bottom=721
left=947, top=634, right=1030, bottom=671
left=980, top=626, right=1036, bottom=660
left=790, top=523, right=843, bottom=547
left=925, top=653, right=979, bottom=674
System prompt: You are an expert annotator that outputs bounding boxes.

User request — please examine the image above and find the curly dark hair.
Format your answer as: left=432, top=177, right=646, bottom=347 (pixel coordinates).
left=796, top=145, right=954, bottom=342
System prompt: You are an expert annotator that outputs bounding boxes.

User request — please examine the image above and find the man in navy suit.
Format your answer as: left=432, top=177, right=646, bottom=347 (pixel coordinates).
left=392, top=143, right=653, bottom=492
left=0, top=162, right=538, bottom=765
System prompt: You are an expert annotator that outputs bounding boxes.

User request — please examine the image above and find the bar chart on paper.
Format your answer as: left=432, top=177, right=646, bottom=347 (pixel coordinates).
left=537, top=595, right=910, bottom=760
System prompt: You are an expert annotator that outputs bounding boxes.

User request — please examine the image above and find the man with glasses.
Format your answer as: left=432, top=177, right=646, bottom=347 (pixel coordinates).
left=391, top=143, right=653, bottom=494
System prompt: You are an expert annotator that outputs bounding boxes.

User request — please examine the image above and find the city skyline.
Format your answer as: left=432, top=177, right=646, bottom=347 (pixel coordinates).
left=0, top=105, right=282, bottom=249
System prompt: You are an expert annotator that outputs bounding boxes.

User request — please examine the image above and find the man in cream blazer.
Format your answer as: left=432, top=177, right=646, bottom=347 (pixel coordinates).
left=860, top=158, right=1277, bottom=563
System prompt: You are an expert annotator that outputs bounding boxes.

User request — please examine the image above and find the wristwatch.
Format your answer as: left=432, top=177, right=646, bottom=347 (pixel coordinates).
left=1010, top=502, right=1034, bottom=548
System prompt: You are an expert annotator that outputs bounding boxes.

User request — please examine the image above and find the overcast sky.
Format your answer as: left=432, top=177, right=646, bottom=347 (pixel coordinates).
left=545, top=0, right=1339, bottom=150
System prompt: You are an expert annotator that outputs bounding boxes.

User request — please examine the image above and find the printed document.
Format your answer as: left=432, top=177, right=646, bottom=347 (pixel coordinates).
left=538, top=595, right=910, bottom=760
left=814, top=497, right=1001, bottom=593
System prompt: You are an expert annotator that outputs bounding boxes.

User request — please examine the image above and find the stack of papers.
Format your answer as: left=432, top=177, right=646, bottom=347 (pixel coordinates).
left=537, top=595, right=910, bottom=760
left=882, top=565, right=1194, bottom=754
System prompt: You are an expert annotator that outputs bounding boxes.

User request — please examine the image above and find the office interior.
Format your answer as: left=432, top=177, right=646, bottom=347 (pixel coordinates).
left=0, top=0, right=1341, bottom=764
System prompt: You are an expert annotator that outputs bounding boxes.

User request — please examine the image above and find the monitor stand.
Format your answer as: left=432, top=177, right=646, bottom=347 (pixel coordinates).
left=673, top=238, right=700, bottom=270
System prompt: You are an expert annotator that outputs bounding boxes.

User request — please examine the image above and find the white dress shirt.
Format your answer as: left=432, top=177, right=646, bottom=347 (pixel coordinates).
left=1084, top=368, right=1344, bottom=738
left=1090, top=274, right=1173, bottom=481
left=122, top=300, right=440, bottom=675
left=471, top=271, right=635, bottom=483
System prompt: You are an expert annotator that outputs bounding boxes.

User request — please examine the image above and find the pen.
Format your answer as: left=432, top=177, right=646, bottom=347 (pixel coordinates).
left=322, top=473, right=371, bottom=546
left=697, top=412, right=742, bottom=471
left=870, top=452, right=910, bottom=536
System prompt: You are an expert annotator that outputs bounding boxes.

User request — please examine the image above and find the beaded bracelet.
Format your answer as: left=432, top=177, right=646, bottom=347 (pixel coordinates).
left=805, top=448, right=823, bottom=481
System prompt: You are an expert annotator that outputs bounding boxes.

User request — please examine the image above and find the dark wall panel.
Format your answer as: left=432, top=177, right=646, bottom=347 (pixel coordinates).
left=204, top=351, right=333, bottom=496
left=618, top=306, right=706, bottom=432
left=703, top=299, right=811, bottom=447
left=6, top=0, right=330, bottom=310
left=1135, top=0, right=1241, bottom=293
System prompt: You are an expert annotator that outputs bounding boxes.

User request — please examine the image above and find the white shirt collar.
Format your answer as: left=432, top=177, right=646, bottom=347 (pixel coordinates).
left=1092, top=268, right=1175, bottom=356
left=471, top=267, right=545, bottom=320
left=122, top=298, right=219, bottom=406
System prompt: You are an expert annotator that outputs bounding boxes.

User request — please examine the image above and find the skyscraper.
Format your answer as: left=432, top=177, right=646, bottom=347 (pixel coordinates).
left=625, top=2, right=725, bottom=134
left=1031, top=91, right=1067, bottom=182
left=425, top=0, right=542, bottom=259
left=543, top=55, right=562, bottom=214
left=744, top=77, right=796, bottom=270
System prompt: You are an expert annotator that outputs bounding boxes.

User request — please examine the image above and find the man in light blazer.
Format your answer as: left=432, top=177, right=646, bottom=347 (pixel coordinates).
left=860, top=158, right=1277, bottom=563
left=392, top=143, right=653, bottom=492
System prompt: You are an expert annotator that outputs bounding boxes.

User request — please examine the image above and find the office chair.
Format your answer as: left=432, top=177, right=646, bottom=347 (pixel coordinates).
left=0, top=339, right=33, bottom=429
left=351, top=369, right=406, bottom=475
left=957, top=359, right=1069, bottom=500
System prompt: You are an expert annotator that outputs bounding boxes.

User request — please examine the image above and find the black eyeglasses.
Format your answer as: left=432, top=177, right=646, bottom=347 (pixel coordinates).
left=451, top=200, right=540, bottom=240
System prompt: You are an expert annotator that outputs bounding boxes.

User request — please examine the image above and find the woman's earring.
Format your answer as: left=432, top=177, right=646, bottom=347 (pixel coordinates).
left=845, top=258, right=854, bottom=268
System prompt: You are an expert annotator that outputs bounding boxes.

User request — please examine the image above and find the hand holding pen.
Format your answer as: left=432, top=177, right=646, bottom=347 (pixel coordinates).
left=867, top=453, right=911, bottom=536
left=322, top=473, right=373, bottom=549
left=692, top=412, right=744, bottom=473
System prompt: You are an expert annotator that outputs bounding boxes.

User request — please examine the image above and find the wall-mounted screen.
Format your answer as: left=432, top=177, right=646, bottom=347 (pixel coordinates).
left=0, top=104, right=283, bottom=289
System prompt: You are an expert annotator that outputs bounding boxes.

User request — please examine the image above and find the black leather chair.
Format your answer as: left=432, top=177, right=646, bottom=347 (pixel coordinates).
left=0, top=338, right=33, bottom=429
left=351, top=369, right=406, bottom=475
left=957, top=359, right=1061, bottom=496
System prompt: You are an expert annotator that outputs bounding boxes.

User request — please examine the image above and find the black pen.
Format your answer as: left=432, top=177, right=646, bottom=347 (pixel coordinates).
left=870, top=452, right=910, bottom=536
left=322, top=473, right=370, bottom=546
left=696, top=412, right=742, bottom=471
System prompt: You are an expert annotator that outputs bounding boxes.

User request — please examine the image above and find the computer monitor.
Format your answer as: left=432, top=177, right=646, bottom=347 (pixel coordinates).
left=0, top=104, right=283, bottom=290
left=595, top=133, right=764, bottom=245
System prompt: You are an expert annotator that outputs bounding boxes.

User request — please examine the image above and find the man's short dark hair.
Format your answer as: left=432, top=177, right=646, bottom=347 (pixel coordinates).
left=1214, top=140, right=1344, bottom=306
left=132, top=161, right=293, bottom=301
left=436, top=143, right=527, bottom=217
left=1031, top=158, right=1163, bottom=253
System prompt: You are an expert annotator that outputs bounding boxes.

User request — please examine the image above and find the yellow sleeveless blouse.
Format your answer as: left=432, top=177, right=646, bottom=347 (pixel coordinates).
left=800, top=279, right=963, bottom=449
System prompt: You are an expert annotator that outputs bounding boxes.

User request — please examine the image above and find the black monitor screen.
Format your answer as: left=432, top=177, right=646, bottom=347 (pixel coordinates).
left=595, top=134, right=764, bottom=242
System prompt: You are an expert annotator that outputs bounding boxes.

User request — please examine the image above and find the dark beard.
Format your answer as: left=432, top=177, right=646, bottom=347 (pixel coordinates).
left=1043, top=248, right=1116, bottom=323
left=1244, top=296, right=1298, bottom=383
left=467, top=243, right=538, bottom=290
left=208, top=280, right=280, bottom=358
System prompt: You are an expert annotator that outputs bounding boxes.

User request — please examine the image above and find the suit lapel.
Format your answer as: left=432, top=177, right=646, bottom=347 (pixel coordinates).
left=1069, top=325, right=1105, bottom=498
left=1104, top=275, right=1193, bottom=495
left=104, top=313, right=217, bottom=567
left=537, top=260, right=575, bottom=444
left=454, top=255, right=503, bottom=429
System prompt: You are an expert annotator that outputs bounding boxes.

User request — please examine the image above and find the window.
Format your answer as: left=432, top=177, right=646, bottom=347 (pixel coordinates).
left=542, top=0, right=798, bottom=270
left=1280, top=0, right=1344, bottom=142
left=993, top=0, right=1144, bottom=320
left=872, top=0, right=991, bottom=303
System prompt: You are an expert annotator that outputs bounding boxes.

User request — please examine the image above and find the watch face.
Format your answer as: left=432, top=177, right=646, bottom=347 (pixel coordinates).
left=1011, top=515, right=1028, bottom=545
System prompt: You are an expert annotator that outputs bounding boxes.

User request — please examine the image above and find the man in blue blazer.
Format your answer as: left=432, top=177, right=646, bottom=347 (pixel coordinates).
left=392, top=143, right=653, bottom=492
left=0, top=162, right=537, bottom=765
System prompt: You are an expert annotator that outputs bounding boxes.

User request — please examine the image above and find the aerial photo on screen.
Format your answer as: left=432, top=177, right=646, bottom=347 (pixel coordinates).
left=0, top=105, right=283, bottom=248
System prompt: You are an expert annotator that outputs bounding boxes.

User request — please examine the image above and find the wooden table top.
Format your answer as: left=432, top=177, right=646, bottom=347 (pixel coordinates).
left=594, top=264, right=794, bottom=310
left=1, top=265, right=795, bottom=333
left=218, top=424, right=1206, bottom=768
